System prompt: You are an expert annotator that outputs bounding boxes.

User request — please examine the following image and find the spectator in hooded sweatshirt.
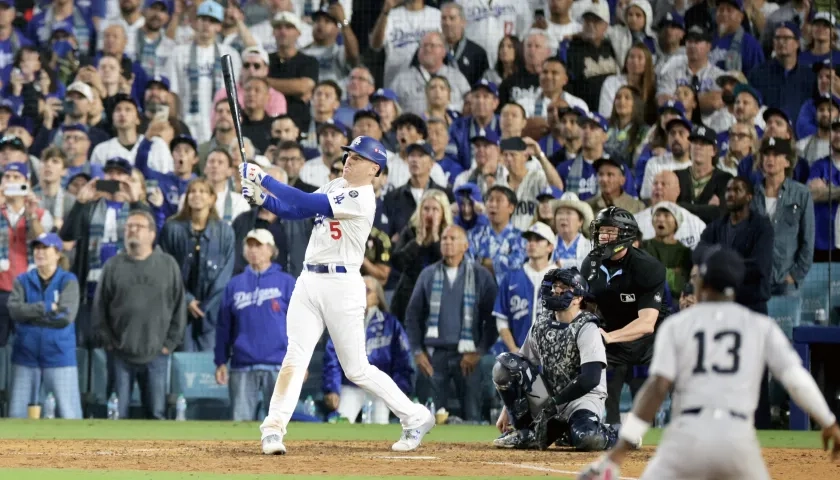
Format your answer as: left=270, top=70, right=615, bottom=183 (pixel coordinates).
left=214, top=229, right=296, bottom=422
left=322, top=276, right=413, bottom=424
left=453, top=182, right=489, bottom=234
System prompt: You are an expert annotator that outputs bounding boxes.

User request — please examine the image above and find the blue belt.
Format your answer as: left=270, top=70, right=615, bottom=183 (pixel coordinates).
left=305, top=264, right=347, bottom=274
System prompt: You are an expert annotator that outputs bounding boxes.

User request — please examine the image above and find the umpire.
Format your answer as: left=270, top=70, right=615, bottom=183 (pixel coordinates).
left=580, top=207, right=669, bottom=424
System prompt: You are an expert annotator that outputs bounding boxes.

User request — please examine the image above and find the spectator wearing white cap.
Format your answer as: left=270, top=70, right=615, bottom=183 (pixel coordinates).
left=219, top=0, right=261, bottom=52
left=799, top=12, right=840, bottom=68
left=163, top=0, right=242, bottom=144
left=30, top=82, right=111, bottom=158
left=552, top=192, right=593, bottom=269
left=457, top=0, right=533, bottom=66
left=265, top=10, right=319, bottom=131
left=301, top=2, right=359, bottom=86
left=640, top=202, right=692, bottom=299
left=133, top=0, right=177, bottom=76
left=97, top=0, right=146, bottom=59
left=656, top=26, right=724, bottom=115
left=390, top=31, right=470, bottom=116
left=212, top=46, right=287, bottom=129
left=90, top=95, right=174, bottom=173
left=492, top=221, right=556, bottom=355
left=370, top=0, right=442, bottom=87
left=248, top=0, right=313, bottom=53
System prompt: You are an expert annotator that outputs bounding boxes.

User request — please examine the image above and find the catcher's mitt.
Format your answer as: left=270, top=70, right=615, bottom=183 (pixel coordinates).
left=533, top=399, right=560, bottom=450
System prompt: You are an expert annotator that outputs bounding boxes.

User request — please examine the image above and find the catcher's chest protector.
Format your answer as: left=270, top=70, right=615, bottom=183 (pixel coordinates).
left=533, top=311, right=599, bottom=396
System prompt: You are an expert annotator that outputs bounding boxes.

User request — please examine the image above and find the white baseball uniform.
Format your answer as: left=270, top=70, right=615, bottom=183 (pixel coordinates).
left=259, top=178, right=428, bottom=438
left=641, top=302, right=809, bottom=479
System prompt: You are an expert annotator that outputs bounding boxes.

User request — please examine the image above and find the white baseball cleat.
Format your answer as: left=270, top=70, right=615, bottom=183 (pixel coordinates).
left=391, top=410, right=436, bottom=452
left=262, top=434, right=287, bottom=455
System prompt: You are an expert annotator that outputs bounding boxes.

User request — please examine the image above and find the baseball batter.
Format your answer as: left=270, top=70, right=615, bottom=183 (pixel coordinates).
left=239, top=136, right=435, bottom=455
left=579, top=246, right=840, bottom=480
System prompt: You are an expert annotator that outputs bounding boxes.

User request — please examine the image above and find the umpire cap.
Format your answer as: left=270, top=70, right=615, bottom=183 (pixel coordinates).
left=692, top=245, right=745, bottom=294
left=341, top=136, right=387, bottom=176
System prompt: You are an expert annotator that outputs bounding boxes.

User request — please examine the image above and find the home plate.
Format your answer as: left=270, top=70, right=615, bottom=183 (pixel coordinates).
left=376, top=456, right=438, bottom=460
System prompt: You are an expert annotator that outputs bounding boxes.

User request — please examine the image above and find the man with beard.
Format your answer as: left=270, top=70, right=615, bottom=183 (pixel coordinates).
left=163, top=1, right=241, bottom=143
left=302, top=3, right=359, bottom=86
left=93, top=209, right=186, bottom=419
left=796, top=60, right=840, bottom=139
left=657, top=26, right=724, bottom=115
left=797, top=96, right=839, bottom=165
left=654, top=12, right=685, bottom=78
left=808, top=118, right=840, bottom=262
left=499, top=29, right=554, bottom=111
left=541, top=104, right=582, bottom=166
left=748, top=21, right=814, bottom=122
left=640, top=116, right=692, bottom=200
left=133, top=0, right=177, bottom=76
left=674, top=124, right=732, bottom=223
left=716, top=83, right=763, bottom=156
left=563, top=3, right=619, bottom=112
left=708, top=0, right=764, bottom=75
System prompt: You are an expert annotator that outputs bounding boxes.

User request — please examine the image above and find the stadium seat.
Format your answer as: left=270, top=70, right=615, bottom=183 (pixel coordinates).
left=170, top=352, right=229, bottom=420
left=800, top=263, right=838, bottom=324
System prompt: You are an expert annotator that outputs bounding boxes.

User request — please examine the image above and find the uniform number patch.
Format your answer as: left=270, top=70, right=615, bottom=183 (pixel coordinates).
left=329, top=221, right=342, bottom=240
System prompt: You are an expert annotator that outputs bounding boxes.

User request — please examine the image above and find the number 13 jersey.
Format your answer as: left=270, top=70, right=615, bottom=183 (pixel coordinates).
left=650, top=302, right=802, bottom=418
left=305, top=178, right=376, bottom=270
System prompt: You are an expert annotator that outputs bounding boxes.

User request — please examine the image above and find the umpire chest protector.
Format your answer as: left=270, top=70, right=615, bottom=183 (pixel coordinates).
left=532, top=311, right=600, bottom=396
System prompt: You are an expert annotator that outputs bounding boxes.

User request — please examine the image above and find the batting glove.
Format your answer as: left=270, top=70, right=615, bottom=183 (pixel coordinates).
left=241, top=179, right=266, bottom=206
left=240, top=162, right=266, bottom=185
left=577, top=455, right=621, bottom=480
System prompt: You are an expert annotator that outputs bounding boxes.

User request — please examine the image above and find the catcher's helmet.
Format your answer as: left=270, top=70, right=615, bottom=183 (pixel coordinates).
left=590, top=206, right=639, bottom=259
left=540, top=267, right=593, bottom=312
left=341, top=136, right=388, bottom=176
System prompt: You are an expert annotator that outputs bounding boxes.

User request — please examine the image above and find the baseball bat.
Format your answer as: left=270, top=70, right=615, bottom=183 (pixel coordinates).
left=221, top=54, right=247, bottom=166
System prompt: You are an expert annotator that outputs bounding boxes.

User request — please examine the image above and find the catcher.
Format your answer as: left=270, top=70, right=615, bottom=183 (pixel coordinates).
left=492, top=267, right=638, bottom=451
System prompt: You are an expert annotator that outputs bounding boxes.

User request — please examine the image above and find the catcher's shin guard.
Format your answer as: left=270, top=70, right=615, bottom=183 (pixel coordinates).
left=492, top=353, right=540, bottom=429
left=568, top=409, right=618, bottom=452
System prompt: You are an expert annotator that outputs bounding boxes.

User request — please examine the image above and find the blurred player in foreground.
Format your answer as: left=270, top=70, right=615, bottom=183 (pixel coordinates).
left=239, top=136, right=435, bottom=455
left=578, top=246, right=840, bottom=480
left=492, top=267, right=630, bottom=451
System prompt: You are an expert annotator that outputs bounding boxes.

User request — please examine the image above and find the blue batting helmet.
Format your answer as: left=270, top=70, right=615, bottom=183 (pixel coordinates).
left=341, top=136, right=388, bottom=176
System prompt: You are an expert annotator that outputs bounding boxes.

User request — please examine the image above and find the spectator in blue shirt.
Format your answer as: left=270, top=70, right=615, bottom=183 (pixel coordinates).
left=808, top=118, right=840, bottom=261
left=449, top=80, right=501, bottom=171
left=453, top=182, right=489, bottom=233
left=798, top=12, right=840, bottom=69
left=796, top=60, right=838, bottom=139
left=26, top=3, right=96, bottom=59
left=748, top=21, right=815, bottom=123
left=7, top=233, right=82, bottom=419
left=468, top=185, right=527, bottom=285
left=322, top=276, right=412, bottom=424
left=709, top=0, right=764, bottom=75
left=214, top=229, right=295, bottom=421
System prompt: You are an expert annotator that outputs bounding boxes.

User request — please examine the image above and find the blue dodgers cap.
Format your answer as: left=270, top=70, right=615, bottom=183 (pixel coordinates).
left=692, top=244, right=745, bottom=294
left=405, top=141, right=435, bottom=157
left=4, top=162, right=28, bottom=177
left=317, top=118, right=351, bottom=138
left=762, top=106, right=792, bottom=125
left=170, top=134, right=198, bottom=152
left=471, top=79, right=499, bottom=97
left=666, top=115, right=692, bottom=132
left=578, top=110, right=608, bottom=132
left=454, top=182, right=483, bottom=204
left=144, top=0, right=174, bottom=15
left=0, top=97, right=15, bottom=112
left=61, top=123, right=89, bottom=135
left=370, top=88, right=398, bottom=103
left=536, top=186, right=563, bottom=200
left=30, top=232, right=64, bottom=252
left=815, top=93, right=840, bottom=110
left=469, top=127, right=500, bottom=145
left=658, top=11, right=685, bottom=30
left=658, top=99, right=686, bottom=116
left=777, top=20, right=801, bottom=39
left=196, top=0, right=224, bottom=22
left=353, top=108, right=381, bottom=124
left=104, top=157, right=133, bottom=175
left=51, top=19, right=75, bottom=36
left=341, top=135, right=388, bottom=175
left=733, top=83, right=763, bottom=105
left=717, top=0, right=744, bottom=11
left=146, top=75, right=171, bottom=91
left=7, top=116, right=34, bottom=135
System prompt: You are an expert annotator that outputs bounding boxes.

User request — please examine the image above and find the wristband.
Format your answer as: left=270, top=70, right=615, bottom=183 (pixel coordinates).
left=618, top=412, right=650, bottom=444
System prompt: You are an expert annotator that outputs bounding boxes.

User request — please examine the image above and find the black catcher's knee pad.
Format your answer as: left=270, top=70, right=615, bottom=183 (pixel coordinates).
left=493, top=353, right=540, bottom=429
left=569, top=409, right=612, bottom=452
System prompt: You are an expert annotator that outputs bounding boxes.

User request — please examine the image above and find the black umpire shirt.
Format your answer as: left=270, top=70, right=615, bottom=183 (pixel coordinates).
left=580, top=246, right=668, bottom=364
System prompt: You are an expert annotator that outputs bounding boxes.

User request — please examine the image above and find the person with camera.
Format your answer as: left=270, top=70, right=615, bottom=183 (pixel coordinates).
left=59, top=157, right=151, bottom=347
left=0, top=162, right=53, bottom=347
left=580, top=206, right=668, bottom=425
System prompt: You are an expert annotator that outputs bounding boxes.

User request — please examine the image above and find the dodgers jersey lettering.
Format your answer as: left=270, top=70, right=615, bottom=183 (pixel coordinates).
left=307, top=178, right=376, bottom=268
left=650, top=302, right=802, bottom=417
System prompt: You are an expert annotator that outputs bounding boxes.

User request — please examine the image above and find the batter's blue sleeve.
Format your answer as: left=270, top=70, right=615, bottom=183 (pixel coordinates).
left=214, top=283, right=235, bottom=367
left=322, top=339, right=342, bottom=394
left=261, top=175, right=334, bottom=219
left=390, top=317, right=414, bottom=394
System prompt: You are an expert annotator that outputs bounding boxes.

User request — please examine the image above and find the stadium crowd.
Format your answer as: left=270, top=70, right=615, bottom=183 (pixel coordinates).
left=0, top=0, right=835, bottom=430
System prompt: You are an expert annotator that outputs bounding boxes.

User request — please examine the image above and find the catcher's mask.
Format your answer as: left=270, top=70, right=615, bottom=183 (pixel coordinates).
left=540, top=267, right=593, bottom=311
left=590, top=206, right=639, bottom=260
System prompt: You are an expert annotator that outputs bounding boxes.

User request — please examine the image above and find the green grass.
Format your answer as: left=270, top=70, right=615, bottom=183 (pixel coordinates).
left=0, top=420, right=825, bottom=480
